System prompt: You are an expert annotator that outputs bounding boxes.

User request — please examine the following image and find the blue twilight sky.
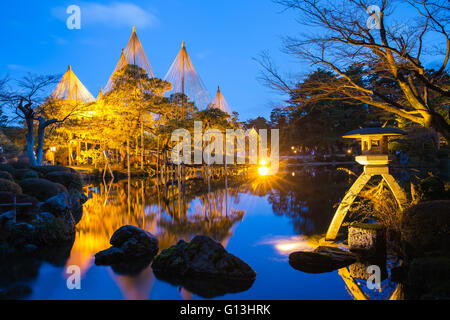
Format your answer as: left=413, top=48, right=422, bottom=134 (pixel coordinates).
left=0, top=0, right=303, bottom=121
left=0, top=1, right=445, bottom=122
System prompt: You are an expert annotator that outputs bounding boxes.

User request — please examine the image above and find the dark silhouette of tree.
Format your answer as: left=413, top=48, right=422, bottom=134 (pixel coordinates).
left=259, top=0, right=450, bottom=142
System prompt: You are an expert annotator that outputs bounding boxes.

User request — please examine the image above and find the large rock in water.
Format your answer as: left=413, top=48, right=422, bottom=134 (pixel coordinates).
left=95, top=225, right=159, bottom=271
left=153, top=236, right=256, bottom=280
left=152, top=235, right=256, bottom=298
left=289, top=246, right=357, bottom=274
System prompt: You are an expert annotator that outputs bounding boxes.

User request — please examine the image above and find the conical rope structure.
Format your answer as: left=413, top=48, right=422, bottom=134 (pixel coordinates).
left=211, top=86, right=232, bottom=114
left=104, top=27, right=155, bottom=93
left=52, top=65, right=95, bottom=103
left=164, top=41, right=212, bottom=110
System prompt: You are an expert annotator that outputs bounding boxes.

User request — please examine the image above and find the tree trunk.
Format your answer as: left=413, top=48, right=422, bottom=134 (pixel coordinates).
left=425, top=111, right=450, bottom=146
left=35, top=118, right=47, bottom=166
left=25, top=117, right=37, bottom=167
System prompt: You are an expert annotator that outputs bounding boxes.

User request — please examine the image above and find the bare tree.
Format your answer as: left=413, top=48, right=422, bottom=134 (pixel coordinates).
left=260, top=0, right=450, bottom=142
left=0, top=74, right=76, bottom=166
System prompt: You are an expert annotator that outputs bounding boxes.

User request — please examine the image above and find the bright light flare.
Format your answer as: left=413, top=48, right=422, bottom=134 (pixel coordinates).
left=258, top=166, right=269, bottom=176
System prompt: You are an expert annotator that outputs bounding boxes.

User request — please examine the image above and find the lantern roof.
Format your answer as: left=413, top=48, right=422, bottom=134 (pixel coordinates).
left=343, top=127, right=405, bottom=139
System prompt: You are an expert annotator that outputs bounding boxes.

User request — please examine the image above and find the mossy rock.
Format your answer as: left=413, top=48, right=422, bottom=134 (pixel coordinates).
left=19, top=178, right=68, bottom=201
left=401, top=201, right=450, bottom=257
left=0, top=171, right=14, bottom=181
left=0, top=178, right=22, bottom=194
left=44, top=171, right=83, bottom=191
left=0, top=164, right=15, bottom=176
left=33, top=215, right=76, bottom=245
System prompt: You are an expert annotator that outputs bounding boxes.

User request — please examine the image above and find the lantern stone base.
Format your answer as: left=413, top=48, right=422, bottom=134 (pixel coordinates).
left=348, top=223, right=386, bottom=255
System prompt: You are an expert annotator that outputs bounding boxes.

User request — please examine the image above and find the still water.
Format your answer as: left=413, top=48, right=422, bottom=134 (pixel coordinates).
left=21, top=167, right=401, bottom=300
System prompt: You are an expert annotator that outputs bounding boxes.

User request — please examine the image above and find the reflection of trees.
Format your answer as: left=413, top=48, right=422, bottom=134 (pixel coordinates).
left=69, top=179, right=246, bottom=273
left=262, top=169, right=353, bottom=235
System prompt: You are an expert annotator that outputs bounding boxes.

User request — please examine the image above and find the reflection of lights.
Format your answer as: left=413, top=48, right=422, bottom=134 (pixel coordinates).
left=258, top=166, right=269, bottom=176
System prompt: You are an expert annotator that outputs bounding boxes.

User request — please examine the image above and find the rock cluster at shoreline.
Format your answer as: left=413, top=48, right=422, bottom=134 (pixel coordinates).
left=0, top=164, right=88, bottom=258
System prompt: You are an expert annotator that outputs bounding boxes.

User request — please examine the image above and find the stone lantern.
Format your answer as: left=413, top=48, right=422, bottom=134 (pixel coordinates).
left=325, top=128, right=409, bottom=241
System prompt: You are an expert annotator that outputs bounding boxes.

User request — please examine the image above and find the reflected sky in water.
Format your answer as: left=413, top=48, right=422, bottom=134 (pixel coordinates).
left=21, top=169, right=401, bottom=300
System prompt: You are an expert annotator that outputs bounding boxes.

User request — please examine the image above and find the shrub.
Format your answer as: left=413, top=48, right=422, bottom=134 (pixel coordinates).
left=0, top=171, right=14, bottom=181
left=401, top=201, right=450, bottom=257
left=0, top=178, right=22, bottom=194
left=414, top=176, right=448, bottom=202
left=45, top=171, right=83, bottom=191
left=19, top=178, right=67, bottom=201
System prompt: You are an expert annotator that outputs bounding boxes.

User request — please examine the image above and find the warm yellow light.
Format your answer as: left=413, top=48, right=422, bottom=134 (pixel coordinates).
left=291, top=146, right=295, bottom=150
left=50, top=147, right=57, bottom=152
left=292, top=172, right=296, bottom=177
left=258, top=166, right=269, bottom=176
left=347, top=149, right=352, bottom=154
left=259, top=159, right=267, bottom=166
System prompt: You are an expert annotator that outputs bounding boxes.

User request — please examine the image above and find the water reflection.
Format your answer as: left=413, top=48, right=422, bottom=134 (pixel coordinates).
left=6, top=165, right=407, bottom=300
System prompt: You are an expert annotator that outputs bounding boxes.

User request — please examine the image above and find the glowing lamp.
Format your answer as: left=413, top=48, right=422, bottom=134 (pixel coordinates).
left=50, top=147, right=57, bottom=152
left=258, top=166, right=269, bottom=176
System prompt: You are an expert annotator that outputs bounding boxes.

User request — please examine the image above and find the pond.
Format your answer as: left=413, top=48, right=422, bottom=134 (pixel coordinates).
left=14, top=167, right=402, bottom=300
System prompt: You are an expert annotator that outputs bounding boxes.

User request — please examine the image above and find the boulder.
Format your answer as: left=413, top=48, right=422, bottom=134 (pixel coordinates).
left=152, top=235, right=256, bottom=280
left=348, top=223, right=386, bottom=256
left=40, top=193, right=72, bottom=216
left=19, top=179, right=67, bottom=201
left=95, top=225, right=159, bottom=267
left=33, top=212, right=55, bottom=225
left=94, top=247, right=125, bottom=265
left=69, top=189, right=88, bottom=223
left=32, top=214, right=76, bottom=245
left=289, top=246, right=357, bottom=274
